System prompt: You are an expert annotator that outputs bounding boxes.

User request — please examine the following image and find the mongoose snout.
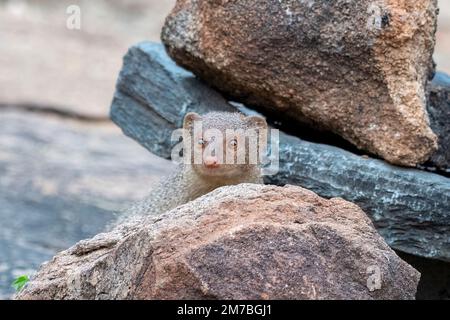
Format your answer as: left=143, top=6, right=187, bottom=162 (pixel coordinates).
left=204, top=156, right=220, bottom=168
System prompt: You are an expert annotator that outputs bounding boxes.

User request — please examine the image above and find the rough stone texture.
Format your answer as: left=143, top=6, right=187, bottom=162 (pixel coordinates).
left=161, top=0, right=439, bottom=167
left=427, top=72, right=450, bottom=171
left=110, top=42, right=450, bottom=261
left=16, top=184, right=420, bottom=300
left=0, top=109, right=173, bottom=299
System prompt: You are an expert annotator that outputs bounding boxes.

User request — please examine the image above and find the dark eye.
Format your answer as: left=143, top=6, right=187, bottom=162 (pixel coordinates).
left=198, top=138, right=205, bottom=146
left=229, top=139, right=238, bottom=147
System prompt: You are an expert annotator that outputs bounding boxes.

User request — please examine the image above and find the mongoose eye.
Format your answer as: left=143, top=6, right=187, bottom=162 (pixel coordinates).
left=229, top=139, right=238, bottom=147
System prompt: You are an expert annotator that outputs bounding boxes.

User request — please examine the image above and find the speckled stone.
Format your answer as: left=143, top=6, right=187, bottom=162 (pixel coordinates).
left=162, top=0, right=439, bottom=167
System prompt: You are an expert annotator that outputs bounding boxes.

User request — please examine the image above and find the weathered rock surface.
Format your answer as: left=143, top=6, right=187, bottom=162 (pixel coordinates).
left=0, top=109, right=173, bottom=299
left=427, top=72, right=450, bottom=171
left=110, top=42, right=450, bottom=261
left=161, top=0, right=438, bottom=167
left=16, top=184, right=420, bottom=300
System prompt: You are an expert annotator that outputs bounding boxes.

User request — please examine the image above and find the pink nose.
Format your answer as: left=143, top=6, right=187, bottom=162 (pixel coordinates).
left=204, top=156, right=219, bottom=168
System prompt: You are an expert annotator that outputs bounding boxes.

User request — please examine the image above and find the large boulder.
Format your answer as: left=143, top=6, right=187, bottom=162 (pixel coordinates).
left=161, top=0, right=438, bottom=167
left=16, top=184, right=420, bottom=300
left=110, top=42, right=450, bottom=262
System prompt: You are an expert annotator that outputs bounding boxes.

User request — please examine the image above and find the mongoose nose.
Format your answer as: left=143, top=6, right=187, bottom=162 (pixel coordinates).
left=204, top=156, right=220, bottom=168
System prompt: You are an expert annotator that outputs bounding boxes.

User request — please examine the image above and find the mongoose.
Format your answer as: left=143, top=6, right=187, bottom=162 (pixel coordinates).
left=126, top=111, right=268, bottom=216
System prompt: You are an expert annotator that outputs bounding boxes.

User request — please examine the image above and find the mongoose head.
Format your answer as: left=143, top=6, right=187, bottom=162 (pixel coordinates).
left=183, top=112, right=268, bottom=179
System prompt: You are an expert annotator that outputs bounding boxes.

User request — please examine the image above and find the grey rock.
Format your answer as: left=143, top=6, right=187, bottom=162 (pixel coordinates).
left=16, top=184, right=420, bottom=300
left=110, top=42, right=450, bottom=261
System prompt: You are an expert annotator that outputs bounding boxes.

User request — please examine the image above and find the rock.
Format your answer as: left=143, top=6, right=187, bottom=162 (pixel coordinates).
left=16, top=184, right=420, bottom=300
left=427, top=72, right=450, bottom=171
left=110, top=42, right=450, bottom=261
left=161, top=0, right=439, bottom=167
left=0, top=109, right=173, bottom=299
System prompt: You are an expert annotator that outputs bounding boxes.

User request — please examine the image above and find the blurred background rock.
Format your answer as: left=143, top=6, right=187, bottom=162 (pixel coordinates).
left=0, top=0, right=176, bottom=116
left=0, top=0, right=449, bottom=299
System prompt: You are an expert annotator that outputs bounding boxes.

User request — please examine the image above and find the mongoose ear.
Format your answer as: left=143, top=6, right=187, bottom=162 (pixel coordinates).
left=183, top=112, right=202, bottom=129
left=245, top=115, right=267, bottom=129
